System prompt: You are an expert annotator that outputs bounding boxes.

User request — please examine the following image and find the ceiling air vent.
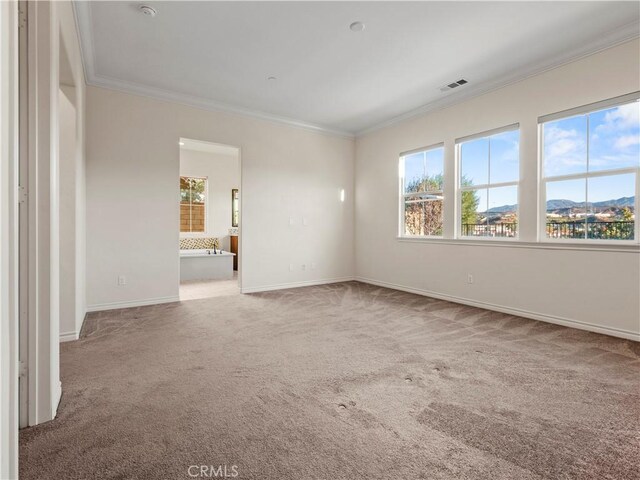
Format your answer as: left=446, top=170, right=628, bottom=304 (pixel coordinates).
left=440, top=79, right=468, bottom=92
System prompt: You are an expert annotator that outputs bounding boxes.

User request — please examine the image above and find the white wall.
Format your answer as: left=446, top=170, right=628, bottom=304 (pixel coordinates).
left=59, top=85, right=77, bottom=341
left=355, top=39, right=640, bottom=340
left=86, top=86, right=355, bottom=309
left=179, top=148, right=240, bottom=251
left=0, top=0, right=19, bottom=476
left=56, top=4, right=86, bottom=341
left=74, top=84, right=87, bottom=338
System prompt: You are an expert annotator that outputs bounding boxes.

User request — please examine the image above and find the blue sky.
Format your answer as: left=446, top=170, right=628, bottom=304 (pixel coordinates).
left=402, top=101, right=639, bottom=213
left=460, top=129, right=519, bottom=211
left=403, top=147, right=444, bottom=192
left=543, top=101, right=639, bottom=209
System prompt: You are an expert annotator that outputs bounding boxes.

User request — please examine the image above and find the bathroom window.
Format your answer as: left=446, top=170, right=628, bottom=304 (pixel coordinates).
left=180, top=176, right=207, bottom=233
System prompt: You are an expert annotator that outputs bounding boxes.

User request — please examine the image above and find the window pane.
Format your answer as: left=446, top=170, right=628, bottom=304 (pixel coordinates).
left=404, top=197, right=443, bottom=236
left=460, top=188, right=486, bottom=236
left=425, top=147, right=444, bottom=190
left=191, top=178, right=206, bottom=203
left=180, top=176, right=206, bottom=233
left=489, top=130, right=519, bottom=184
left=545, top=178, right=586, bottom=239
left=589, top=103, right=640, bottom=172
left=180, top=176, right=191, bottom=202
left=543, top=115, right=588, bottom=177
left=403, top=152, right=425, bottom=193
left=487, top=185, right=518, bottom=237
left=189, top=204, right=205, bottom=232
left=587, top=173, right=635, bottom=240
left=403, top=148, right=444, bottom=194
left=461, top=138, right=489, bottom=186
left=180, top=204, right=190, bottom=232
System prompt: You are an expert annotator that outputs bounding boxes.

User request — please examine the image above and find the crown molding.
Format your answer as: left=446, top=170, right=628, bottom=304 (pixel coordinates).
left=87, top=73, right=356, bottom=138
left=356, top=20, right=640, bottom=137
left=73, top=1, right=638, bottom=140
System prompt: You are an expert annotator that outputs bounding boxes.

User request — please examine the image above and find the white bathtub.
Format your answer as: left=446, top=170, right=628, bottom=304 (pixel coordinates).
left=179, top=250, right=235, bottom=281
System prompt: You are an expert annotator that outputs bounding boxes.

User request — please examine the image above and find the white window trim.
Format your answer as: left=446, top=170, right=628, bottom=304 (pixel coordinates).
left=396, top=235, right=640, bottom=253
left=538, top=95, right=640, bottom=245
left=398, top=143, right=445, bottom=238
left=455, top=122, right=519, bottom=144
left=538, top=91, right=640, bottom=124
left=455, top=124, right=521, bottom=240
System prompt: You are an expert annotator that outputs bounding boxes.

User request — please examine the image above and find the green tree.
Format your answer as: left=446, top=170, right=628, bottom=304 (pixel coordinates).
left=180, top=176, right=205, bottom=204
left=460, top=176, right=479, bottom=226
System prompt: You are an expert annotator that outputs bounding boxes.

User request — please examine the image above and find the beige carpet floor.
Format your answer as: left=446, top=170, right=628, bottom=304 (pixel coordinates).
left=19, top=281, right=640, bottom=480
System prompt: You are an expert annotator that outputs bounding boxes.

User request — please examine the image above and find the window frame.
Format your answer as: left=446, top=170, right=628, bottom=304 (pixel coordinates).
left=455, top=123, right=521, bottom=241
left=398, top=143, right=445, bottom=239
left=538, top=93, right=640, bottom=245
left=179, top=175, right=209, bottom=235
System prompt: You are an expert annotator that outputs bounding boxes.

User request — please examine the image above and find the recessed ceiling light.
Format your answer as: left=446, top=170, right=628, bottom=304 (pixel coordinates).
left=178, top=141, right=185, bottom=146
left=349, top=21, right=365, bottom=32
left=138, top=5, right=157, bottom=17
left=267, top=76, right=277, bottom=81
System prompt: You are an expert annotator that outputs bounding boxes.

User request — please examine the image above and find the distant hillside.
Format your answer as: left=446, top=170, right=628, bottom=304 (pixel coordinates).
left=486, top=204, right=517, bottom=213
left=547, top=196, right=635, bottom=210
left=485, top=196, right=635, bottom=213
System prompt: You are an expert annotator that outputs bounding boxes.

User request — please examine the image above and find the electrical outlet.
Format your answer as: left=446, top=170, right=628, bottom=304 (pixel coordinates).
left=118, top=275, right=127, bottom=286
left=301, top=264, right=306, bottom=271
left=467, top=274, right=474, bottom=284
left=289, top=264, right=294, bottom=272
left=289, top=217, right=295, bottom=226
left=303, top=217, right=309, bottom=226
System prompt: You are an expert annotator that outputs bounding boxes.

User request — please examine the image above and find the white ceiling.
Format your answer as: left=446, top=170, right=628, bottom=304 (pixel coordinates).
left=180, top=138, right=239, bottom=156
left=74, top=1, right=639, bottom=136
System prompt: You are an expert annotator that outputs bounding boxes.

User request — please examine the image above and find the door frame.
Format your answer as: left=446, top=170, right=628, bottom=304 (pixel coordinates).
left=0, top=0, right=20, bottom=477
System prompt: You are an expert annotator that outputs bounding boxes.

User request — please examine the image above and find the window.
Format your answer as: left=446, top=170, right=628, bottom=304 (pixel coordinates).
left=457, top=125, right=520, bottom=238
left=399, top=145, right=444, bottom=236
left=180, top=176, right=206, bottom=233
left=541, top=94, right=639, bottom=242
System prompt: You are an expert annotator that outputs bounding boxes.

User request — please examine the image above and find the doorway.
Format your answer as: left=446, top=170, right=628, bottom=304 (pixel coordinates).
left=178, top=138, right=241, bottom=301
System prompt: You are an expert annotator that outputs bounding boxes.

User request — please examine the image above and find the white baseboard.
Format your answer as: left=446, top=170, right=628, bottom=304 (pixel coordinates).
left=241, top=276, right=355, bottom=294
left=87, top=295, right=180, bottom=313
left=59, top=331, right=79, bottom=343
left=355, top=276, right=640, bottom=341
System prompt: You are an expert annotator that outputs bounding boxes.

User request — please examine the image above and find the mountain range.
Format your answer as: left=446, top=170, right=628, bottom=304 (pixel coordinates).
left=486, top=196, right=635, bottom=213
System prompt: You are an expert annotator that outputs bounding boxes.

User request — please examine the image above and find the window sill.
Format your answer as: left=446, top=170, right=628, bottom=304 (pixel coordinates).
left=396, top=236, right=640, bottom=253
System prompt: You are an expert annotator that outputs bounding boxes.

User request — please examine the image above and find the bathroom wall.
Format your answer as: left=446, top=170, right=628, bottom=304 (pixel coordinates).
left=179, top=148, right=240, bottom=251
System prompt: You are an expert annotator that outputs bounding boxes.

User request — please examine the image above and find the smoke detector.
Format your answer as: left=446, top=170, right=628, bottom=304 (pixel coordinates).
left=138, top=5, right=157, bottom=17
left=440, top=78, right=468, bottom=92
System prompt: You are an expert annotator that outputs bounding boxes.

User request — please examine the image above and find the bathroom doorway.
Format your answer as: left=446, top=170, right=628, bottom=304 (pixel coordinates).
left=178, top=138, right=241, bottom=301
